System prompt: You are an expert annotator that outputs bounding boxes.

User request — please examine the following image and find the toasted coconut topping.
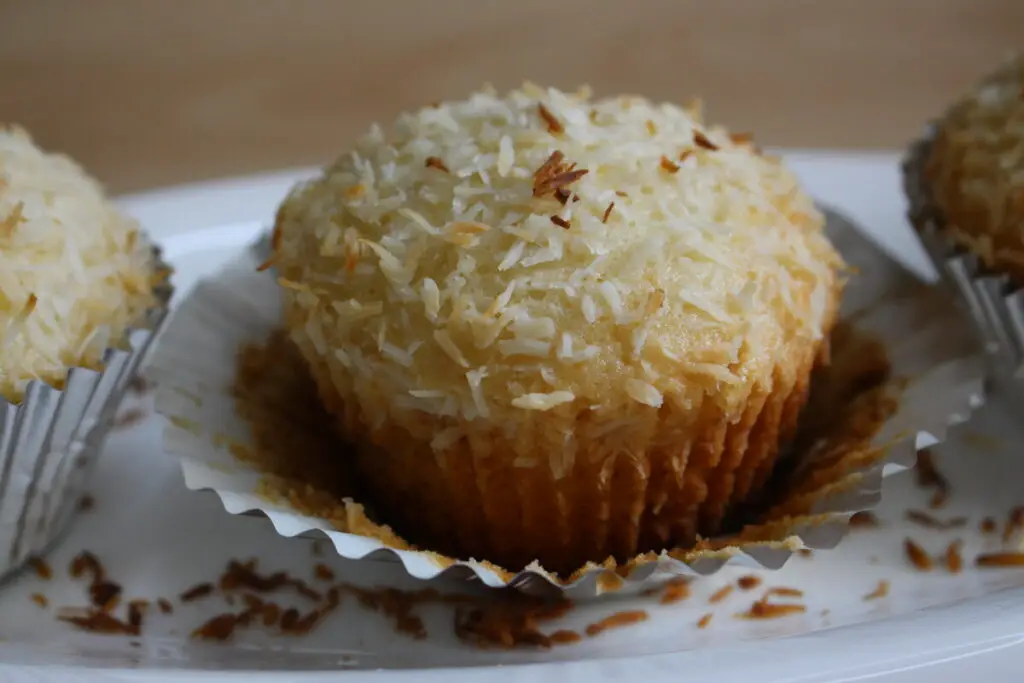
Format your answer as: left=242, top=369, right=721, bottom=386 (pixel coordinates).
left=274, top=84, right=840, bottom=454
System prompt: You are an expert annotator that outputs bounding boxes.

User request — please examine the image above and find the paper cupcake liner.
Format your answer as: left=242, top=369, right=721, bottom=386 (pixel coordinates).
left=0, top=249, right=172, bottom=582
left=309, top=340, right=822, bottom=577
left=150, top=209, right=984, bottom=598
left=904, top=130, right=1024, bottom=392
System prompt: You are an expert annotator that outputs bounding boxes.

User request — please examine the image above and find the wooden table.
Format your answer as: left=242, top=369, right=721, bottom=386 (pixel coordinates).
left=2, top=0, right=1022, bottom=193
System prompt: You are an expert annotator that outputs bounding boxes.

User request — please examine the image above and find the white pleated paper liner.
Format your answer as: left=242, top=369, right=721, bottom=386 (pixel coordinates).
left=904, top=128, right=1024, bottom=395
left=150, top=209, right=984, bottom=598
left=0, top=249, right=173, bottom=582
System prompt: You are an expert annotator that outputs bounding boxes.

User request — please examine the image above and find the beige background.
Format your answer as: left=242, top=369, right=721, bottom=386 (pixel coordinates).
left=2, top=0, right=1023, bottom=193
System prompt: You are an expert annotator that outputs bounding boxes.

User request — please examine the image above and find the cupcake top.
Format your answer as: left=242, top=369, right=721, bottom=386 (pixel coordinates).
left=0, top=126, right=158, bottom=402
left=274, top=85, right=841, bottom=423
left=925, top=56, right=1024, bottom=280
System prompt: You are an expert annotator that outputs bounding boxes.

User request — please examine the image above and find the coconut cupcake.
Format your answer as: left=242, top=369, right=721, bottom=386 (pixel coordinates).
left=272, top=85, right=843, bottom=573
left=0, top=126, right=169, bottom=577
left=922, top=57, right=1024, bottom=282
left=905, top=56, right=1024, bottom=372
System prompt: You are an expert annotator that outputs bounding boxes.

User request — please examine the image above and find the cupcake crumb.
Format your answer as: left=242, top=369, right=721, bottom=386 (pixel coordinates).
left=89, top=580, right=122, bottom=611
left=944, top=540, right=963, bottom=574
left=550, top=629, right=582, bottom=644
left=59, top=608, right=139, bottom=636
left=69, top=550, right=104, bottom=583
left=736, top=575, right=762, bottom=591
left=28, top=556, right=52, bottom=580
left=975, top=552, right=1024, bottom=567
left=905, top=509, right=966, bottom=529
left=904, top=538, right=933, bottom=571
left=736, top=595, right=806, bottom=620
left=1002, top=506, right=1024, bottom=542
left=708, top=585, right=733, bottom=604
left=862, top=580, right=890, bottom=601
left=179, top=582, right=215, bottom=603
left=191, top=614, right=237, bottom=642
left=584, top=610, right=649, bottom=637
left=849, top=511, right=879, bottom=528
left=658, top=577, right=690, bottom=605
left=313, top=563, right=335, bottom=581
left=127, top=600, right=148, bottom=631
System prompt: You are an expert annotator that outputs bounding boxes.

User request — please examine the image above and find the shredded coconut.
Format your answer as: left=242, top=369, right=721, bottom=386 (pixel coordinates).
left=511, top=391, right=575, bottom=411
left=274, top=84, right=840, bottom=430
left=0, top=127, right=158, bottom=402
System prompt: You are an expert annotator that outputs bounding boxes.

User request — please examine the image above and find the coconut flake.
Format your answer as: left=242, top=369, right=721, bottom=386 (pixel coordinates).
left=625, top=378, right=663, bottom=407
left=511, top=391, right=575, bottom=410
left=433, top=329, right=470, bottom=367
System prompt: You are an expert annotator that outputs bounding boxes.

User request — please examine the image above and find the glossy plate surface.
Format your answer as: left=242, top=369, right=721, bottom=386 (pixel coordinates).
left=2, top=154, right=1023, bottom=683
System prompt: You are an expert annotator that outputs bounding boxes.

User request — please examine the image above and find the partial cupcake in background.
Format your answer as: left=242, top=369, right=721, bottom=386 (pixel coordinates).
left=904, top=56, right=1024, bottom=375
left=0, top=126, right=171, bottom=579
left=271, top=84, right=843, bottom=573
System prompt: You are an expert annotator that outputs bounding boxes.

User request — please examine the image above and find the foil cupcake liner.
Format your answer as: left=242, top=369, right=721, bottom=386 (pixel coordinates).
left=0, top=249, right=172, bottom=582
left=150, top=209, right=984, bottom=598
left=903, top=128, right=1024, bottom=390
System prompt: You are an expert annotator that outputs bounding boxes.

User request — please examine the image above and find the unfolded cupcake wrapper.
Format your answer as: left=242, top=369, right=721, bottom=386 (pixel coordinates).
left=0, top=250, right=172, bottom=582
left=903, top=128, right=1024, bottom=394
left=150, top=209, right=984, bottom=598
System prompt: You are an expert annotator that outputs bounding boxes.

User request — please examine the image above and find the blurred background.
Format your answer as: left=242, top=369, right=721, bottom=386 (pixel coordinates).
left=2, top=0, right=1022, bottom=194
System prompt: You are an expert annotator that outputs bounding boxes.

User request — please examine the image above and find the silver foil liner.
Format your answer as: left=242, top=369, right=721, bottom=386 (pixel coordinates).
left=0, top=249, right=172, bottom=582
left=903, top=128, right=1024, bottom=390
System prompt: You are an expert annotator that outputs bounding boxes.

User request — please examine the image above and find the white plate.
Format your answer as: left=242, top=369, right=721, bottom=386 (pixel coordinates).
left=3, top=154, right=1024, bottom=683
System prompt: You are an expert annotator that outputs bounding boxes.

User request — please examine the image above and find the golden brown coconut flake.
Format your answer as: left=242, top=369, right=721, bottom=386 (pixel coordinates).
left=737, top=575, right=762, bottom=591
left=179, top=582, right=215, bottom=603
left=862, top=580, right=890, bottom=601
left=693, top=130, right=719, bottom=151
left=28, top=556, right=53, bottom=580
left=537, top=103, right=565, bottom=135
left=976, top=552, right=1024, bottom=567
left=944, top=540, right=963, bottom=574
left=708, top=584, right=734, bottom=604
left=904, top=538, right=933, bottom=571
left=660, top=155, right=680, bottom=173
left=425, top=156, right=450, bottom=173
left=601, top=201, right=615, bottom=223
left=905, top=509, right=967, bottom=530
left=849, top=511, right=879, bottom=528
left=584, top=610, right=649, bottom=637
left=658, top=577, right=690, bottom=604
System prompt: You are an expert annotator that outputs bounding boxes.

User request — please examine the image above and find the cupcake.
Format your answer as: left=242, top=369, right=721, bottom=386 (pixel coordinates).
left=905, top=57, right=1024, bottom=370
left=272, top=85, right=843, bottom=573
left=0, top=126, right=169, bottom=577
